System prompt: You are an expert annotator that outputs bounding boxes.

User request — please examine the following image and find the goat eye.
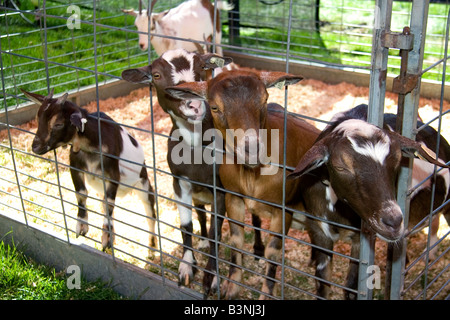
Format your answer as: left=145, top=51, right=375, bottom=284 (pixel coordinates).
left=53, top=123, right=64, bottom=130
left=210, top=105, right=219, bottom=112
left=153, top=73, right=161, bottom=80
left=334, top=166, right=346, bottom=172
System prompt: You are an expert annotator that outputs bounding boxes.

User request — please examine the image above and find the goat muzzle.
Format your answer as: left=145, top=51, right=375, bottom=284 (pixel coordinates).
left=180, top=100, right=206, bottom=123
left=31, top=136, right=50, bottom=155
left=372, top=201, right=405, bottom=242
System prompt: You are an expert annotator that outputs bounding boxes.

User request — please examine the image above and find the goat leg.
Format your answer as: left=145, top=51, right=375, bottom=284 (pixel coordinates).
left=221, top=193, right=245, bottom=300
left=70, top=165, right=89, bottom=238
left=202, top=191, right=225, bottom=299
left=101, top=182, right=118, bottom=251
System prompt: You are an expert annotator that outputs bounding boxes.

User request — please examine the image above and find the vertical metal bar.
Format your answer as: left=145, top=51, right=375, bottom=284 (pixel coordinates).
left=0, top=30, right=28, bottom=226
left=93, top=0, right=116, bottom=261
left=42, top=0, right=70, bottom=243
left=368, top=0, right=392, bottom=127
left=279, top=0, right=294, bottom=299
left=146, top=0, right=165, bottom=282
left=357, top=230, right=375, bottom=300
left=211, top=0, right=221, bottom=300
left=358, top=0, right=393, bottom=300
left=390, top=0, right=430, bottom=300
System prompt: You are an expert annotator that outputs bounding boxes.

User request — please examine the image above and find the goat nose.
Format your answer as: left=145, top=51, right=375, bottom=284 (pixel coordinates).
left=381, top=214, right=403, bottom=230
left=187, top=101, right=196, bottom=111
left=139, top=43, right=145, bottom=50
left=32, top=136, right=40, bottom=149
left=31, top=136, right=47, bottom=155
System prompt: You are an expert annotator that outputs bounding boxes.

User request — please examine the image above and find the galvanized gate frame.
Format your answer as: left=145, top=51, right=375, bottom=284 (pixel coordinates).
left=366, top=0, right=431, bottom=300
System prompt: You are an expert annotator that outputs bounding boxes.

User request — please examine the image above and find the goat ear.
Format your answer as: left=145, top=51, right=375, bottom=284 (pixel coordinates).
left=201, top=54, right=233, bottom=69
left=388, top=131, right=450, bottom=168
left=258, top=71, right=303, bottom=90
left=121, top=9, right=138, bottom=17
left=56, top=92, right=68, bottom=105
left=21, top=89, right=45, bottom=105
left=122, top=66, right=152, bottom=84
left=165, top=81, right=208, bottom=101
left=46, top=88, right=54, bottom=99
left=70, top=112, right=87, bottom=133
left=287, top=140, right=329, bottom=180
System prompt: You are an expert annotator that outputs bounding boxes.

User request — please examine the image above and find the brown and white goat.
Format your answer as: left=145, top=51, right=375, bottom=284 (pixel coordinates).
left=23, top=89, right=157, bottom=252
left=121, top=49, right=253, bottom=289
left=288, top=104, right=449, bottom=299
left=122, top=0, right=231, bottom=56
left=166, top=70, right=321, bottom=299
left=367, top=105, right=449, bottom=259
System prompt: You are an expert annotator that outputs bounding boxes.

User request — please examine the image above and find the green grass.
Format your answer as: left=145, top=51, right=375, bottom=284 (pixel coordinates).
left=224, top=0, right=450, bottom=82
left=0, top=234, right=125, bottom=300
left=1, top=0, right=150, bottom=108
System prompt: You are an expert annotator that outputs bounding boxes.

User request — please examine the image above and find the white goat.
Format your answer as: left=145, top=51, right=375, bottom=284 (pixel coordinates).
left=122, top=0, right=231, bottom=56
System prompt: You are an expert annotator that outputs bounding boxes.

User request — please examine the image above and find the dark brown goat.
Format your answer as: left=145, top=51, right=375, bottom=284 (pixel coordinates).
left=166, top=70, right=321, bottom=299
left=288, top=104, right=449, bottom=299
left=23, top=89, right=157, bottom=252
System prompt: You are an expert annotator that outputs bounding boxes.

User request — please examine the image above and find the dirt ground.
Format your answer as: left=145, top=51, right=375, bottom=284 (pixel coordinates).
left=0, top=76, right=449, bottom=300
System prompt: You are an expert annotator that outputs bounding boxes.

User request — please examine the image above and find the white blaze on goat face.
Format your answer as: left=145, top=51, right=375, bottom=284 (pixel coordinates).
left=335, top=119, right=391, bottom=164
left=347, top=136, right=391, bottom=165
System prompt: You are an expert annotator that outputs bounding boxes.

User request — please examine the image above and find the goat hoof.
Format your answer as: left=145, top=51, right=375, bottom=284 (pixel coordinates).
left=76, top=222, right=89, bottom=238
left=203, top=274, right=218, bottom=299
left=197, top=239, right=210, bottom=251
left=102, top=240, right=112, bottom=252
left=178, top=251, right=196, bottom=286
left=178, top=262, right=196, bottom=287
left=220, top=281, right=238, bottom=300
left=178, top=270, right=194, bottom=287
left=101, top=234, right=114, bottom=251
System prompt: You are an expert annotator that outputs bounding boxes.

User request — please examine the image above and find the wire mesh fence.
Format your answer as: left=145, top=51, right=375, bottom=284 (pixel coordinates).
left=0, top=0, right=449, bottom=300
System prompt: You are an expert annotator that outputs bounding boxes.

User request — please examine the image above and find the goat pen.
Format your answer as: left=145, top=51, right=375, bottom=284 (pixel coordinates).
left=0, top=0, right=449, bottom=300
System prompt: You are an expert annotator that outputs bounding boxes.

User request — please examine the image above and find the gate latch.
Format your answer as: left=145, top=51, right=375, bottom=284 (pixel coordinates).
left=382, top=27, right=418, bottom=95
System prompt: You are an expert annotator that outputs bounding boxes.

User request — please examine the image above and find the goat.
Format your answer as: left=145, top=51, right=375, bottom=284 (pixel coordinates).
left=121, top=49, right=254, bottom=290
left=288, top=104, right=449, bottom=299
left=122, top=0, right=231, bottom=56
left=22, top=89, right=157, bottom=252
left=165, top=70, right=321, bottom=299
left=340, top=105, right=450, bottom=259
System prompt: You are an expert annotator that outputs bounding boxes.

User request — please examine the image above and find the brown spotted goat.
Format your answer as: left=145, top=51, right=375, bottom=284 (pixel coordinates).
left=23, top=89, right=157, bottom=252
left=166, top=70, right=321, bottom=299
left=122, top=49, right=252, bottom=290
left=288, top=104, right=449, bottom=299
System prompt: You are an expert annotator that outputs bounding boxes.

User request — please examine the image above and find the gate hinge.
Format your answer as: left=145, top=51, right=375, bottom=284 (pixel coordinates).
left=392, top=74, right=419, bottom=95
left=381, top=28, right=414, bottom=50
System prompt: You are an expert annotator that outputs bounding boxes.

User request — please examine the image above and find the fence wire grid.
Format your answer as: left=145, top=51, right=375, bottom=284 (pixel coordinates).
left=0, top=0, right=449, bottom=300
